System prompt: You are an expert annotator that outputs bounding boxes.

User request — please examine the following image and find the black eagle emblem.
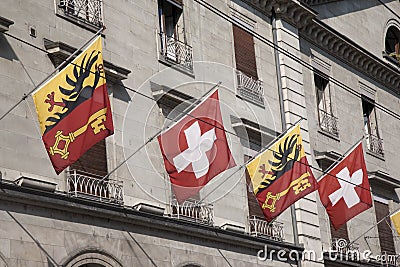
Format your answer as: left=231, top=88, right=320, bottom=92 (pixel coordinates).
left=256, top=134, right=301, bottom=194
left=45, top=50, right=102, bottom=133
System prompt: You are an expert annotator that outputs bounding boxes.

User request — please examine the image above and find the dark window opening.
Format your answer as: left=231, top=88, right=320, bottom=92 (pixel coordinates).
left=233, top=25, right=258, bottom=80
left=374, top=200, right=396, bottom=255
left=384, top=26, right=400, bottom=64
left=362, top=97, right=379, bottom=138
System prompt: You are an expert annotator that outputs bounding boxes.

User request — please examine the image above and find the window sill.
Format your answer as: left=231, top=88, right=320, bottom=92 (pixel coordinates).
left=317, top=128, right=340, bottom=142
left=236, top=94, right=265, bottom=108
left=56, top=12, right=102, bottom=33
left=158, top=57, right=195, bottom=78
left=366, top=150, right=385, bottom=161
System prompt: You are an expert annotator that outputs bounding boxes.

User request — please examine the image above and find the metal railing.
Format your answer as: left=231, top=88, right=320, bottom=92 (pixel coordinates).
left=169, top=198, right=214, bottom=225
left=67, top=170, right=123, bottom=204
left=159, top=33, right=193, bottom=71
left=248, top=216, right=284, bottom=241
left=331, top=238, right=360, bottom=256
left=59, top=0, right=103, bottom=26
left=366, top=133, right=384, bottom=156
left=236, top=70, right=264, bottom=106
left=319, top=109, right=339, bottom=136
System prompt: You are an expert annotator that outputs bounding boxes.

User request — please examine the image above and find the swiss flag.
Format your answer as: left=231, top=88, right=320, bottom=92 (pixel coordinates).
left=318, top=142, right=372, bottom=230
left=158, top=90, right=236, bottom=203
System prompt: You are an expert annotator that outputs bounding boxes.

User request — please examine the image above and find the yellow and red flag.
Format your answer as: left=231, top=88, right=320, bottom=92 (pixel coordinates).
left=390, top=210, right=400, bottom=236
left=33, top=36, right=113, bottom=174
left=246, top=124, right=317, bottom=222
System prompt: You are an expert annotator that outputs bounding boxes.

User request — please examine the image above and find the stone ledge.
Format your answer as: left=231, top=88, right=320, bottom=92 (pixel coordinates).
left=0, top=16, right=14, bottom=33
left=43, top=38, right=131, bottom=81
left=0, top=180, right=304, bottom=255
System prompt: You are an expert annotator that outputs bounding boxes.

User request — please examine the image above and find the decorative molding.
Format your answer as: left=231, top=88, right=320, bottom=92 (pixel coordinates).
left=240, top=0, right=400, bottom=94
left=230, top=7, right=256, bottom=31
left=301, top=20, right=400, bottom=94
left=0, top=16, right=14, bottom=33
left=43, top=38, right=131, bottom=81
left=311, top=53, right=331, bottom=75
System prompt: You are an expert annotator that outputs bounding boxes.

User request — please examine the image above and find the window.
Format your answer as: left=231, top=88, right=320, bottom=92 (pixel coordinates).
left=362, top=97, right=384, bottom=156
left=314, top=73, right=338, bottom=136
left=58, top=0, right=103, bottom=27
left=374, top=200, right=396, bottom=256
left=384, top=25, right=400, bottom=64
left=233, top=25, right=264, bottom=106
left=67, top=140, right=124, bottom=204
left=158, top=0, right=193, bottom=71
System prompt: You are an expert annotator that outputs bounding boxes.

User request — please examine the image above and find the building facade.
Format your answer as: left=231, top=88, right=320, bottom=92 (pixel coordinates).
left=0, top=0, right=399, bottom=266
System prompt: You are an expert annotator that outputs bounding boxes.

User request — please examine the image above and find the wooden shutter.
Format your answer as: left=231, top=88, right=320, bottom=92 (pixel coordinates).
left=244, top=156, right=264, bottom=218
left=374, top=201, right=396, bottom=255
left=233, top=25, right=258, bottom=80
left=330, top=221, right=349, bottom=241
left=70, top=139, right=108, bottom=177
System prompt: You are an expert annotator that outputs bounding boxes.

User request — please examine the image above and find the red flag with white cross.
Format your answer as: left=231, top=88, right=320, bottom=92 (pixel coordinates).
left=318, top=142, right=372, bottom=230
left=157, top=89, right=236, bottom=203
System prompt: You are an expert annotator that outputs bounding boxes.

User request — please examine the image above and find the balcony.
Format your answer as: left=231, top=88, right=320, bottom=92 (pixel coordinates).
left=248, top=216, right=284, bottom=241
left=159, top=33, right=193, bottom=72
left=366, top=134, right=384, bottom=157
left=236, top=70, right=264, bottom=106
left=169, top=199, right=214, bottom=225
left=318, top=109, right=339, bottom=137
left=58, top=0, right=103, bottom=27
left=67, top=170, right=124, bottom=204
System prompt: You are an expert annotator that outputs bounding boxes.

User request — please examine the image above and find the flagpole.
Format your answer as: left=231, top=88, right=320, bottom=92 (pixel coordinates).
left=316, top=135, right=365, bottom=182
left=0, top=26, right=105, bottom=121
left=101, top=81, right=222, bottom=181
left=347, top=206, right=400, bottom=249
left=197, top=118, right=305, bottom=204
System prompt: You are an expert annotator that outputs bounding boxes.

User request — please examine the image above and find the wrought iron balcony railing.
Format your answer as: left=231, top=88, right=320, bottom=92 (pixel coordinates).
left=159, top=33, right=193, bottom=71
left=59, top=0, right=103, bottom=26
left=67, top=170, right=123, bottom=204
left=248, top=216, right=284, bottom=241
left=169, top=199, right=214, bottom=225
left=236, top=70, right=264, bottom=106
left=366, top=133, right=384, bottom=156
left=330, top=238, right=360, bottom=255
left=319, top=109, right=339, bottom=137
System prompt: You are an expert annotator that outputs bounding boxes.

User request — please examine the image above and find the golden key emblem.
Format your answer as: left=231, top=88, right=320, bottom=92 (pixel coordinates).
left=262, top=172, right=311, bottom=212
left=49, top=108, right=108, bottom=159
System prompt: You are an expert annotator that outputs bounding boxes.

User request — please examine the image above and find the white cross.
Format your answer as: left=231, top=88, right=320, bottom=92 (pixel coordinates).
left=328, top=167, right=363, bottom=208
left=173, top=121, right=217, bottom=178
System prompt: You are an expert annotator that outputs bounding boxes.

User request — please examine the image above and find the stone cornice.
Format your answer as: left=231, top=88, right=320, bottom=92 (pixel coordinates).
left=241, top=0, right=400, bottom=95
left=0, top=181, right=304, bottom=257
left=300, top=19, right=400, bottom=94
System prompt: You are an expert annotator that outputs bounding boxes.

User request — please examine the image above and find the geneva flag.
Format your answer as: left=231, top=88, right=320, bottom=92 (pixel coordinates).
left=318, top=142, right=372, bottom=230
left=158, top=90, right=236, bottom=203
left=246, top=124, right=318, bottom=222
left=33, top=36, right=113, bottom=174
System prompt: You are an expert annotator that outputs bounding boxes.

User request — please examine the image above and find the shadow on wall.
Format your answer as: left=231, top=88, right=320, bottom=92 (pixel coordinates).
left=0, top=34, right=18, bottom=61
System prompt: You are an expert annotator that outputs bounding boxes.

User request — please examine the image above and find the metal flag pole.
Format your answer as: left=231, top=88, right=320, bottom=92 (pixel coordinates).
left=347, top=206, right=400, bottom=248
left=197, top=118, right=305, bottom=204
left=316, top=135, right=366, bottom=182
left=0, top=26, right=105, bottom=121
left=101, top=82, right=222, bottom=181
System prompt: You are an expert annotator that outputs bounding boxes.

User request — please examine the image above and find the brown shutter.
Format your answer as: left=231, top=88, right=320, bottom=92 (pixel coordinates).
left=233, top=25, right=258, bottom=80
left=374, top=201, right=396, bottom=255
left=245, top=156, right=264, bottom=218
left=70, top=139, right=108, bottom=177
left=330, top=221, right=349, bottom=241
